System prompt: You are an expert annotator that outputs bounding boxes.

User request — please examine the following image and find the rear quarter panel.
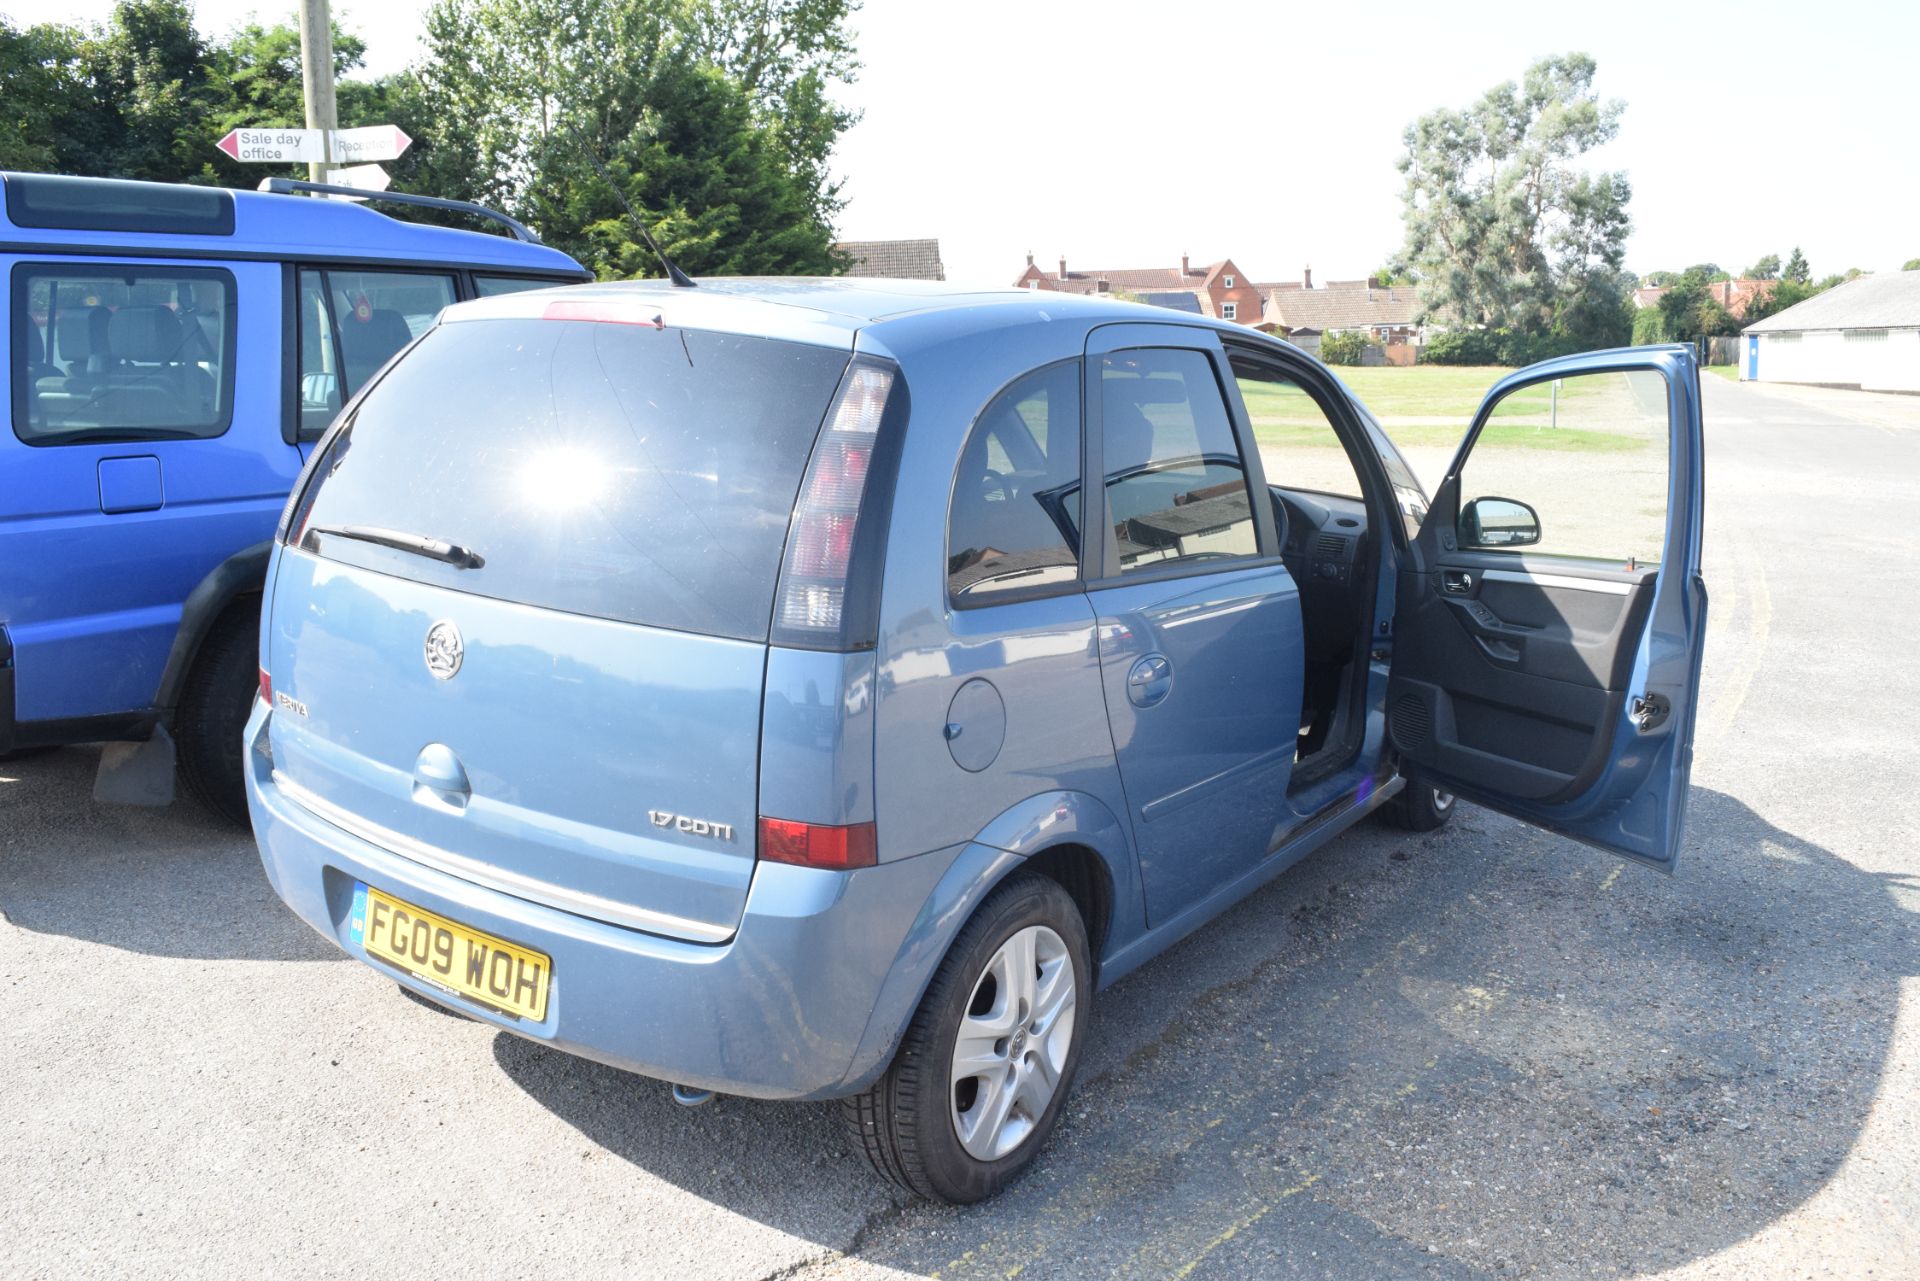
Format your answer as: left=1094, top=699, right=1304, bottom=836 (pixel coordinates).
left=864, top=312, right=1145, bottom=952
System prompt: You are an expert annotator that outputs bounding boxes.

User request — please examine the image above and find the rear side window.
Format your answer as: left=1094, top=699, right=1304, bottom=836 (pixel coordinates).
left=295, top=267, right=456, bottom=436
left=292, top=319, right=851, bottom=641
left=10, top=263, right=235, bottom=446
left=947, top=361, right=1083, bottom=604
left=1099, top=348, right=1260, bottom=575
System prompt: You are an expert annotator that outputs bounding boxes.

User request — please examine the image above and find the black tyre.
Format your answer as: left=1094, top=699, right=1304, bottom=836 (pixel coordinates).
left=1390, top=778, right=1456, bottom=833
left=175, top=598, right=260, bottom=826
left=842, top=871, right=1092, bottom=1204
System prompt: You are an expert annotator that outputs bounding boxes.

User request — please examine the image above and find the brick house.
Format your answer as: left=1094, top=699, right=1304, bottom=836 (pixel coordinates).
left=1255, top=269, right=1426, bottom=351
left=1012, top=253, right=1265, bottom=324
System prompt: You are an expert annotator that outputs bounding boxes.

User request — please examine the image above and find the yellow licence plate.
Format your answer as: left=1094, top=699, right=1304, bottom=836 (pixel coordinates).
left=354, top=884, right=551, bottom=1022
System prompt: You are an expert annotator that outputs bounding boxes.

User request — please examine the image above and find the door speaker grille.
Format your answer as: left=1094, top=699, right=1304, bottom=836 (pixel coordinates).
left=1390, top=695, right=1432, bottom=750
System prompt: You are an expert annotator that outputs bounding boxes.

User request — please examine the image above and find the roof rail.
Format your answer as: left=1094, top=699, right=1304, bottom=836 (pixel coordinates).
left=255, top=178, right=542, bottom=244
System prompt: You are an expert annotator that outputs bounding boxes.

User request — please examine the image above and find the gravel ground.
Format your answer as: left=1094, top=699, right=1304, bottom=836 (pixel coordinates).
left=3, top=375, right=1917, bottom=1280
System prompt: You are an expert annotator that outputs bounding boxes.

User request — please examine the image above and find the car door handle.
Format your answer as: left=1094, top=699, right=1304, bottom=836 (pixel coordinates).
left=1125, top=654, right=1173, bottom=708
left=1442, top=570, right=1473, bottom=595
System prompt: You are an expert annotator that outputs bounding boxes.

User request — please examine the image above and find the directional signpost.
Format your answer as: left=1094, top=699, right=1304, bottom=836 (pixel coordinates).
left=321, top=163, right=392, bottom=201
left=216, top=126, right=411, bottom=198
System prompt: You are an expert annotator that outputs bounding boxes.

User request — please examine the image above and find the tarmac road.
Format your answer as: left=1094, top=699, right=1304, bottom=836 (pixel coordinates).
left=3, top=375, right=1917, bottom=1280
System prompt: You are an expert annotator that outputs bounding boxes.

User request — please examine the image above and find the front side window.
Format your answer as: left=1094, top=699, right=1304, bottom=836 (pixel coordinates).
left=296, top=267, right=456, bottom=435
left=1458, top=368, right=1669, bottom=564
left=11, top=263, right=235, bottom=445
left=1100, top=348, right=1259, bottom=575
left=947, top=361, right=1082, bottom=603
left=1229, top=356, right=1365, bottom=501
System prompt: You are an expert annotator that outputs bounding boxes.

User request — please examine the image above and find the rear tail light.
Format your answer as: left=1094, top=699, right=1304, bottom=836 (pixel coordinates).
left=773, top=364, right=894, bottom=643
left=758, top=817, right=877, bottom=871
left=258, top=667, right=271, bottom=705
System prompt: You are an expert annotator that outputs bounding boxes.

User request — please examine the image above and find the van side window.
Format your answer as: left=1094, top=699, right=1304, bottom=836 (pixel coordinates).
left=1099, top=348, right=1260, bottom=575
left=11, top=263, right=235, bottom=446
left=296, top=267, right=456, bottom=436
left=947, top=361, right=1083, bottom=604
left=475, top=275, right=559, bottom=297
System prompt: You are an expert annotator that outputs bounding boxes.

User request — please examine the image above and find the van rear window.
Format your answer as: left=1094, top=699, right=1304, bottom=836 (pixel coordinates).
left=291, top=318, right=850, bottom=642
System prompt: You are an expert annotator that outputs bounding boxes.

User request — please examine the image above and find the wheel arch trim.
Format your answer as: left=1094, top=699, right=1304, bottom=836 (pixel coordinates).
left=154, top=541, right=271, bottom=714
left=835, top=789, right=1138, bottom=1094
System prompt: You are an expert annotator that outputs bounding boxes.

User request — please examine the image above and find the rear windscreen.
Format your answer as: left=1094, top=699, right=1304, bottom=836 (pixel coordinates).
left=292, top=318, right=850, bottom=641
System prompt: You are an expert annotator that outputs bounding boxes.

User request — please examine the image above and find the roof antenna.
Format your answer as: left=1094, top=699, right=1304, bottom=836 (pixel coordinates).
left=573, top=140, right=696, bottom=288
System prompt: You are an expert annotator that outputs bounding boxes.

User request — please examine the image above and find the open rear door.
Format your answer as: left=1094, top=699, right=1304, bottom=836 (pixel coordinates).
left=1387, top=345, right=1706, bottom=870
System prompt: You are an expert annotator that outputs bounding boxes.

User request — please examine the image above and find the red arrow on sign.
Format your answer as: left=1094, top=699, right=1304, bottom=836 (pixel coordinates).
left=217, top=129, right=241, bottom=160
left=392, top=126, right=412, bottom=156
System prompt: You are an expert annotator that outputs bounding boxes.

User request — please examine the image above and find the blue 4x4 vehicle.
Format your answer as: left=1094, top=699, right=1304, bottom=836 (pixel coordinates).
left=248, top=280, right=1706, bottom=1203
left=0, top=173, right=586, bottom=818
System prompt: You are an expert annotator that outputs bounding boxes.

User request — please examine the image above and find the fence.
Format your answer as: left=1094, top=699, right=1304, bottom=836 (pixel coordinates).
left=1705, top=335, right=1741, bottom=366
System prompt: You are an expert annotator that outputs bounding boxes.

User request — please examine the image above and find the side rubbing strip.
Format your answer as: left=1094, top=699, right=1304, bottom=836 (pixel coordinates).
left=1481, top=568, right=1636, bottom=596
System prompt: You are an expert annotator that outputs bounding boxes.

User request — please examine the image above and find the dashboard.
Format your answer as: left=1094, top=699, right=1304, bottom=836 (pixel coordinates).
left=1270, top=487, right=1371, bottom=664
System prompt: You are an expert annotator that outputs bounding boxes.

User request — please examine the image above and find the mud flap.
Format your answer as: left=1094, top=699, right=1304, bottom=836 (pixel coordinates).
left=93, top=725, right=178, bottom=807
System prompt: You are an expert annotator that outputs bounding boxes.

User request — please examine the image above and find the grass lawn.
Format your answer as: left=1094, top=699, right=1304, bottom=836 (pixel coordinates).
left=1704, top=364, right=1741, bottom=381
left=1241, top=364, right=1648, bottom=452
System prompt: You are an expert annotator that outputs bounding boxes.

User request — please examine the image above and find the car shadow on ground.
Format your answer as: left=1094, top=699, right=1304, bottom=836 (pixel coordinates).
left=0, top=745, right=340, bottom=962
left=493, top=785, right=1918, bottom=1279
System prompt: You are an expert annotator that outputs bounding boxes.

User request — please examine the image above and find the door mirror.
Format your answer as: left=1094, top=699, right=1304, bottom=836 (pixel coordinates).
left=1459, top=496, right=1540, bottom=548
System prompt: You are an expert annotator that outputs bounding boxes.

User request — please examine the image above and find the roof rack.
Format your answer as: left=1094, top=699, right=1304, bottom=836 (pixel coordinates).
left=255, top=178, right=542, bottom=244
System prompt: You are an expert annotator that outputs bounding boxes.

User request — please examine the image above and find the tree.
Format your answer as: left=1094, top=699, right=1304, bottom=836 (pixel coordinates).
left=1905, top=258, right=1920, bottom=272
left=1783, top=246, right=1811, bottom=283
left=1746, top=253, right=1781, bottom=280
left=397, top=0, right=858, bottom=277
left=1654, top=264, right=1743, bottom=344
left=0, top=1, right=380, bottom=187
left=1395, top=53, right=1633, bottom=352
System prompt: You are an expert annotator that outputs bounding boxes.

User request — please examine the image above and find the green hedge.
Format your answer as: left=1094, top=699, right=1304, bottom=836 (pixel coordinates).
left=1318, top=330, right=1373, bottom=365
left=1419, top=328, right=1588, bottom=366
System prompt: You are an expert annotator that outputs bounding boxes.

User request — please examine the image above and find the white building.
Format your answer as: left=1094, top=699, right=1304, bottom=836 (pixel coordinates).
left=1741, top=271, right=1920, bottom=392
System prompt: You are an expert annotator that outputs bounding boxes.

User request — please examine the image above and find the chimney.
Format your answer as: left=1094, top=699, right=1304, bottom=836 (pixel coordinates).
left=1303, top=265, right=1313, bottom=290
left=1059, top=254, right=1067, bottom=280
left=1181, top=253, right=1190, bottom=275
left=1026, top=250, right=1034, bottom=267
left=1097, top=277, right=1110, bottom=293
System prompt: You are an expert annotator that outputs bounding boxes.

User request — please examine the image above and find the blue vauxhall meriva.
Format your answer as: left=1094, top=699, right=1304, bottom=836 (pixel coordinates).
left=248, top=279, right=1706, bottom=1203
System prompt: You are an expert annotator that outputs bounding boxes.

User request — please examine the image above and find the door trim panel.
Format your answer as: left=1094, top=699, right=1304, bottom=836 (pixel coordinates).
left=1481, top=567, right=1634, bottom=596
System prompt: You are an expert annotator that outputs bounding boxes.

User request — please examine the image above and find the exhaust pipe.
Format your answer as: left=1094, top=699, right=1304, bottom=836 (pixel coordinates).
left=671, top=1083, right=716, bottom=1108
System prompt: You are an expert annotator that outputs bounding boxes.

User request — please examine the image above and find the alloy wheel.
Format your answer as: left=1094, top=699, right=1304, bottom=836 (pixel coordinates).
left=948, top=924, right=1076, bottom=1161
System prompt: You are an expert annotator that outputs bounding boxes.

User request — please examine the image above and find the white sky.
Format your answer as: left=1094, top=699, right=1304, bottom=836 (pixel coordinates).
left=5, top=0, right=1915, bottom=287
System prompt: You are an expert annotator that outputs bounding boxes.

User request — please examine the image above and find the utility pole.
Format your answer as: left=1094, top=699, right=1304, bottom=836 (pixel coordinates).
left=297, top=0, right=338, bottom=184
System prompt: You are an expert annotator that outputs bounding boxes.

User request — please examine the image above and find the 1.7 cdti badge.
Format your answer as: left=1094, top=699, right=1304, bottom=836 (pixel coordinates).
left=423, top=620, right=463, bottom=680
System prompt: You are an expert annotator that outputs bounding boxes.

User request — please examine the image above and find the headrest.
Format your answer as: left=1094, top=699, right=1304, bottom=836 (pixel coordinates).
left=54, top=309, right=104, bottom=359
left=1102, top=398, right=1161, bottom=471
left=109, top=306, right=186, bottom=363
left=341, top=307, right=415, bottom=355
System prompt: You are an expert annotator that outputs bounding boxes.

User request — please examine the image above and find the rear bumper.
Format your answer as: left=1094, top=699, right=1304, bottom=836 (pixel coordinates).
left=245, top=700, right=966, bottom=1100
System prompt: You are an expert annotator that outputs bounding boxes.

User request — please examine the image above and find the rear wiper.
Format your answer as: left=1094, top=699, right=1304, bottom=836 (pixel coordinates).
left=304, top=523, right=484, bottom=568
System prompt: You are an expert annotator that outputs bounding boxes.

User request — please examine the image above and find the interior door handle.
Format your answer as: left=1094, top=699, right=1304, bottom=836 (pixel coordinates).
left=1442, top=570, right=1473, bottom=595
